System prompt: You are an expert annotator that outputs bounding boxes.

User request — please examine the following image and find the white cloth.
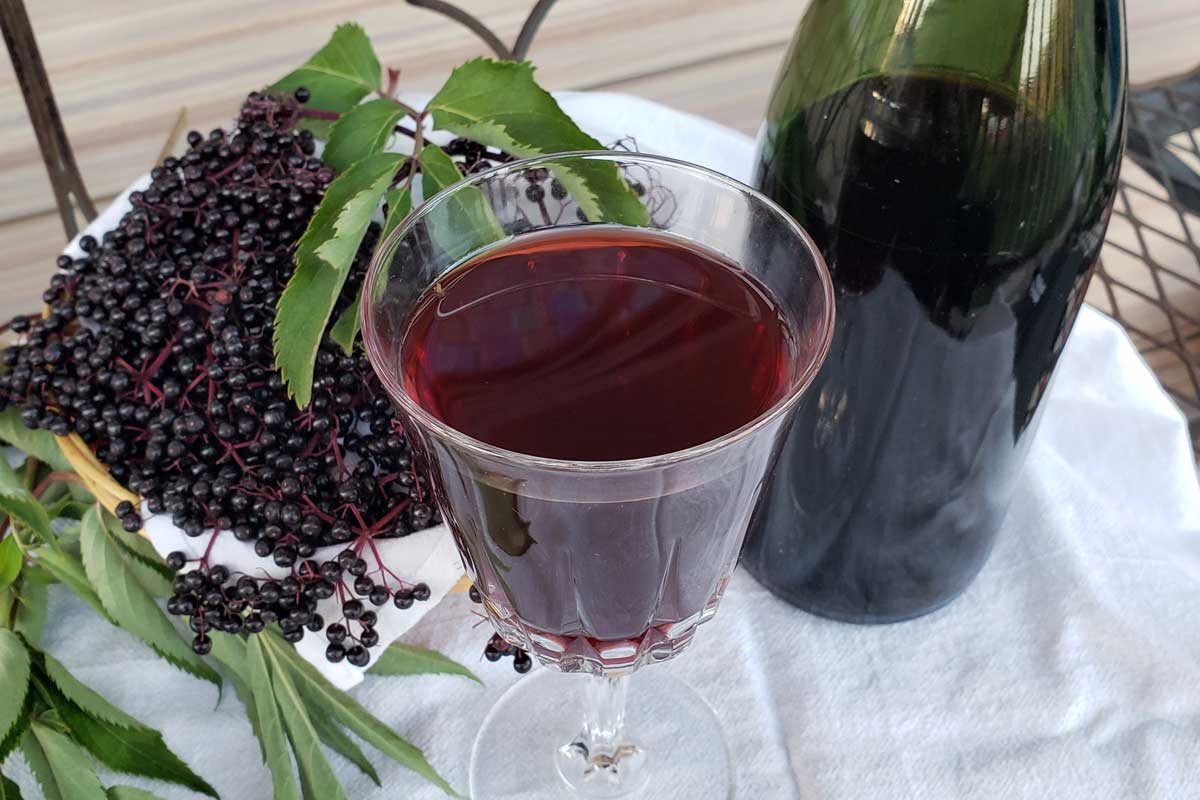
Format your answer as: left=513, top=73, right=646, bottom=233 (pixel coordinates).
left=7, top=94, right=1200, bottom=800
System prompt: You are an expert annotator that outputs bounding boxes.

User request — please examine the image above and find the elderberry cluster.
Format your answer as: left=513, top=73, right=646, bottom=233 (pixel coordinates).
left=166, top=550, right=431, bottom=666
left=0, top=89, right=442, bottom=664
left=467, top=583, right=533, bottom=673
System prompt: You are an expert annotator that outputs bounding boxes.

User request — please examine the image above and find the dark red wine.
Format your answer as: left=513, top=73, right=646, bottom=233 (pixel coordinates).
left=745, top=67, right=1124, bottom=622
left=401, top=226, right=794, bottom=460
left=399, top=226, right=797, bottom=667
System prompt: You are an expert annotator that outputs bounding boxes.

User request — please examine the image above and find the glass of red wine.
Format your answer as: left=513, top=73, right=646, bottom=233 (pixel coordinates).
left=361, top=152, right=834, bottom=799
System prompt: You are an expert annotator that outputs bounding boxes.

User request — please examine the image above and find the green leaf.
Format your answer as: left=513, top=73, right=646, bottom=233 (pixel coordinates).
left=309, top=711, right=380, bottom=787
left=0, top=488, right=54, bottom=547
left=270, top=23, right=381, bottom=135
left=106, top=787, right=167, bottom=800
left=0, top=408, right=71, bottom=472
left=323, top=98, right=407, bottom=172
left=427, top=58, right=649, bottom=226
left=265, top=645, right=350, bottom=800
left=0, top=629, right=32, bottom=751
left=419, top=142, right=505, bottom=263
left=11, top=568, right=49, bottom=647
left=31, top=548, right=111, bottom=624
left=381, top=186, right=413, bottom=240
left=0, top=535, right=20, bottom=592
left=275, top=151, right=403, bottom=407
left=19, top=729, right=62, bottom=800
left=79, top=508, right=221, bottom=689
left=244, top=637, right=300, bottom=800
left=30, top=722, right=106, bottom=800
left=103, top=516, right=170, bottom=581
left=263, top=634, right=459, bottom=798
left=0, top=773, right=23, bottom=800
left=368, top=641, right=481, bottom=684
left=49, top=689, right=218, bottom=798
left=0, top=458, right=20, bottom=490
left=328, top=288, right=363, bottom=356
left=37, top=650, right=141, bottom=730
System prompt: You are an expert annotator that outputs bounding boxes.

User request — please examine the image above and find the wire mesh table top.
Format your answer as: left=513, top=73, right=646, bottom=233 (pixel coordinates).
left=1086, top=71, right=1200, bottom=450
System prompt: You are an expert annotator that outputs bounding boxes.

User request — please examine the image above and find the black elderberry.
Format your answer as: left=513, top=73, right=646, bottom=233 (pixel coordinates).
left=393, top=590, right=414, bottom=610
left=368, top=586, right=390, bottom=606
left=346, top=645, right=371, bottom=667
left=192, top=634, right=213, bottom=656
left=360, top=628, right=380, bottom=648
left=513, top=652, right=533, bottom=674
left=343, top=599, right=365, bottom=620
left=166, top=551, right=187, bottom=571
left=412, top=582, right=431, bottom=602
left=326, top=623, right=347, bottom=644
left=326, top=643, right=346, bottom=663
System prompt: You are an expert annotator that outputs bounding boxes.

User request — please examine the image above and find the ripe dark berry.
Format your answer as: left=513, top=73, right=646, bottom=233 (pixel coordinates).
left=166, top=551, right=187, bottom=571
left=192, top=634, right=212, bottom=656
left=513, top=652, right=533, bottom=674
left=368, top=586, right=390, bottom=606
left=484, top=645, right=502, bottom=662
left=115, top=500, right=135, bottom=517
left=273, top=545, right=297, bottom=567
left=343, top=599, right=364, bottom=620
left=282, top=627, right=305, bottom=643
left=354, top=576, right=374, bottom=596
left=326, top=623, right=347, bottom=644
left=294, top=86, right=311, bottom=103
left=346, top=645, right=370, bottom=667
left=326, top=643, right=346, bottom=663
left=412, top=582, right=431, bottom=602
left=208, top=565, right=229, bottom=584
left=393, top=590, right=413, bottom=610
left=358, top=610, right=377, bottom=628
left=360, top=628, right=379, bottom=647
left=347, top=558, right=368, bottom=577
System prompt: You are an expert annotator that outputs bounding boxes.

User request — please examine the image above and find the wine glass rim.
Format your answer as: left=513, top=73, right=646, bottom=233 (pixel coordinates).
left=361, top=149, right=835, bottom=473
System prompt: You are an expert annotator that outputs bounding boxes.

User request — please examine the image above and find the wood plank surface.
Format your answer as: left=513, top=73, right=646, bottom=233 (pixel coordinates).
left=2, top=0, right=1199, bottom=417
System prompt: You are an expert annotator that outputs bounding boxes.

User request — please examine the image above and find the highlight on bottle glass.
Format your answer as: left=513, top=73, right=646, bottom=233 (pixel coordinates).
left=361, top=151, right=835, bottom=799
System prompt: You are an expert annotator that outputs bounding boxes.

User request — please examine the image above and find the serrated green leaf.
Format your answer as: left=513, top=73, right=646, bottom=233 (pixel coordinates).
left=368, top=641, right=481, bottom=684
left=323, top=98, right=408, bottom=172
left=270, top=23, right=381, bottom=135
left=419, top=142, right=505, bottom=264
left=106, top=787, right=166, bottom=800
left=428, top=58, right=649, bottom=226
left=244, top=637, right=300, bottom=800
left=19, top=729, right=62, bottom=800
left=31, top=548, right=111, bottom=623
left=0, top=693, right=29, bottom=766
left=265, top=645, right=350, bottom=800
left=382, top=186, right=413, bottom=241
left=263, top=634, right=460, bottom=798
left=0, top=536, right=20, bottom=592
left=0, top=630, right=30, bottom=764
left=0, top=488, right=54, bottom=548
left=275, top=151, right=403, bottom=407
left=0, top=773, right=23, bottom=800
left=79, top=508, right=221, bottom=689
left=49, top=688, right=218, bottom=798
left=37, top=650, right=141, bottom=731
left=13, top=567, right=50, bottom=644
left=103, top=516, right=170, bottom=581
left=305, top=698, right=381, bottom=786
left=30, top=723, right=106, bottom=800
left=328, top=287, right=363, bottom=356
left=0, top=409, right=71, bottom=472
left=0, top=458, right=20, bottom=490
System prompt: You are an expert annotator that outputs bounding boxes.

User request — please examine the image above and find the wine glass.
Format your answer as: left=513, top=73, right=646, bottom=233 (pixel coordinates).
left=361, top=152, right=834, bottom=799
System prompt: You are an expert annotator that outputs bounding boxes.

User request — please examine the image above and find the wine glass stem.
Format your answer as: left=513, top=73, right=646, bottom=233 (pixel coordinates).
left=556, top=674, right=648, bottom=796
left=582, top=674, right=630, bottom=749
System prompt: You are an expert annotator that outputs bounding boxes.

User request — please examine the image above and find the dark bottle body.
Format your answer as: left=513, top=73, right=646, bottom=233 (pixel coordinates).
left=742, top=0, right=1127, bottom=622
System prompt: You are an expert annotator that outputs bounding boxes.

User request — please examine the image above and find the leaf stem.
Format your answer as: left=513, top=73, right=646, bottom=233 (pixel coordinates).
left=512, top=0, right=561, bottom=61
left=405, top=0, right=513, bottom=60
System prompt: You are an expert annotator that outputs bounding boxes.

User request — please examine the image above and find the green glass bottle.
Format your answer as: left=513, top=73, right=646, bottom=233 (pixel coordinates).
left=743, top=0, right=1127, bottom=622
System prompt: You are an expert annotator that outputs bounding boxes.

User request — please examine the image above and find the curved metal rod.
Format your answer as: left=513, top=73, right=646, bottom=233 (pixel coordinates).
left=512, top=0, right=560, bottom=61
left=406, top=0, right=512, bottom=60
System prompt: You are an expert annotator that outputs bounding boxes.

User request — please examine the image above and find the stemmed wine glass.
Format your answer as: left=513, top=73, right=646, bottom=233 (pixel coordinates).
left=361, top=152, right=834, bottom=798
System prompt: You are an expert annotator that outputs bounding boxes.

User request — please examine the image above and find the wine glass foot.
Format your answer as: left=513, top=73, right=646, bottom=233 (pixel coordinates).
left=469, top=668, right=734, bottom=799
